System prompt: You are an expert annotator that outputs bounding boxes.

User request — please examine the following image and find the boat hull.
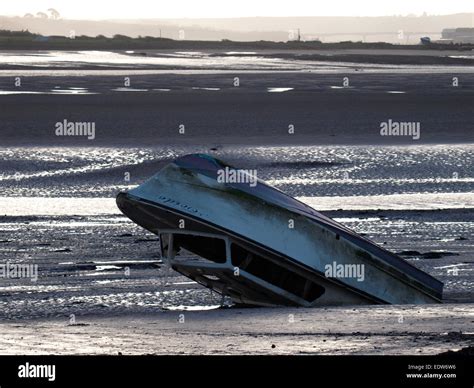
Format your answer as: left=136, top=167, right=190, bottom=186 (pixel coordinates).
left=116, top=154, right=443, bottom=306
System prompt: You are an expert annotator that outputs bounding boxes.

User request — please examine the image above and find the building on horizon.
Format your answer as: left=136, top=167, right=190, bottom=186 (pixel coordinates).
left=441, top=28, right=474, bottom=43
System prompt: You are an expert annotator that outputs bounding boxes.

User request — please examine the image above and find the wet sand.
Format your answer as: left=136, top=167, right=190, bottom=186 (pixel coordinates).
left=0, top=207, right=472, bottom=321
left=1, top=72, right=474, bottom=146
left=0, top=304, right=472, bottom=355
left=1, top=51, right=473, bottom=146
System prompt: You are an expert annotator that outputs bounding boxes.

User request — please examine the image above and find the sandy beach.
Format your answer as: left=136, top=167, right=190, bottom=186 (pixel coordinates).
left=0, top=51, right=473, bottom=147
left=0, top=304, right=472, bottom=355
left=1, top=74, right=474, bottom=147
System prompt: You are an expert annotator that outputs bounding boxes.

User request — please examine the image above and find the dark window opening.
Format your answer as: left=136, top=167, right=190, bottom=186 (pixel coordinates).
left=173, top=234, right=226, bottom=263
left=231, top=243, right=324, bottom=302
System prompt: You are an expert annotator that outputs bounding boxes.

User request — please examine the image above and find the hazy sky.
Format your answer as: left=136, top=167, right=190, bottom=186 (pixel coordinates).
left=2, top=0, right=473, bottom=19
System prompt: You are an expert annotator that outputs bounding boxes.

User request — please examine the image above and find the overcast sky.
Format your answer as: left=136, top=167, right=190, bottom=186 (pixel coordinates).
left=2, top=0, right=473, bottom=19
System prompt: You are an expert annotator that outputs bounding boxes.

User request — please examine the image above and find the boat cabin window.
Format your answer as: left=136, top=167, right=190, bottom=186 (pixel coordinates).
left=231, top=243, right=325, bottom=302
left=170, top=234, right=227, bottom=264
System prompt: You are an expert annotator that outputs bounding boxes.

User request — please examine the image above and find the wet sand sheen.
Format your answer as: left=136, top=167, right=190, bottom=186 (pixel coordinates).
left=0, top=193, right=474, bottom=216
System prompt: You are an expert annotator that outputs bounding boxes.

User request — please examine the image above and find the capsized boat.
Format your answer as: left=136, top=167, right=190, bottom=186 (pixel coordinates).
left=116, top=154, right=443, bottom=306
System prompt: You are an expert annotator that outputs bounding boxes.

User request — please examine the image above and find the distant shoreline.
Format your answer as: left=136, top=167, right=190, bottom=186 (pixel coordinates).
left=1, top=29, right=474, bottom=52
left=2, top=41, right=474, bottom=53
